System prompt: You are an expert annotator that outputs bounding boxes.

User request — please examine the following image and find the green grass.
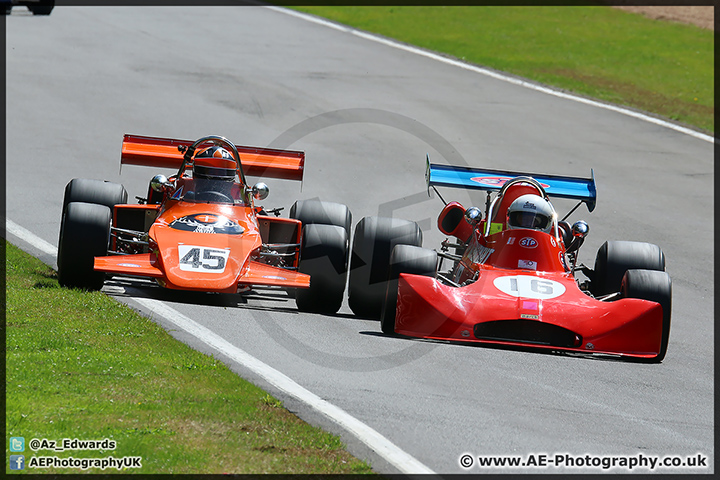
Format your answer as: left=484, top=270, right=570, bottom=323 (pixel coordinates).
left=5, top=241, right=372, bottom=474
left=291, top=6, right=714, bottom=133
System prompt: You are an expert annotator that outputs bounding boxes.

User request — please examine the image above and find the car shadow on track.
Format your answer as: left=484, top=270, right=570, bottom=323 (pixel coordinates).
left=102, top=276, right=377, bottom=320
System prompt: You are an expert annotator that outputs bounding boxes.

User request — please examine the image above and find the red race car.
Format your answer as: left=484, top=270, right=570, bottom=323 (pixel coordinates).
left=347, top=160, right=671, bottom=362
left=57, top=134, right=352, bottom=313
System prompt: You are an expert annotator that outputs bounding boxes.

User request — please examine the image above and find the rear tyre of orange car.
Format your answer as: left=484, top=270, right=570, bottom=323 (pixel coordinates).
left=57, top=202, right=111, bottom=291
left=380, top=245, right=438, bottom=334
left=348, top=216, right=423, bottom=319
left=621, top=269, right=672, bottom=363
left=290, top=199, right=352, bottom=237
left=61, top=178, right=128, bottom=214
left=58, top=178, right=127, bottom=270
left=591, top=241, right=665, bottom=297
left=296, top=224, right=349, bottom=314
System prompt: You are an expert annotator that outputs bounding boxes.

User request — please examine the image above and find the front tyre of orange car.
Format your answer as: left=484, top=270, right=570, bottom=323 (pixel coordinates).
left=295, top=224, right=349, bottom=314
left=57, top=202, right=111, bottom=291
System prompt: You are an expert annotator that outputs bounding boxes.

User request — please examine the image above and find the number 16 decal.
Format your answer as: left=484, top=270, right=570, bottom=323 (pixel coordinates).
left=493, top=275, right=566, bottom=299
left=178, top=245, right=230, bottom=273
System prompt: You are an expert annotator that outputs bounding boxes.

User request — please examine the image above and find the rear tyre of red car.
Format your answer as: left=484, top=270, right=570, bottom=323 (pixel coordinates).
left=380, top=245, right=437, bottom=334
left=621, top=269, right=672, bottom=363
left=295, top=224, right=349, bottom=314
left=58, top=178, right=127, bottom=270
left=57, top=202, right=111, bottom=291
left=290, top=199, right=353, bottom=237
left=591, top=240, right=665, bottom=297
left=348, top=216, right=423, bottom=319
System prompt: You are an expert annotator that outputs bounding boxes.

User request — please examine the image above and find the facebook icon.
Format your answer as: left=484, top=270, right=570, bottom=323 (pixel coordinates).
left=10, top=455, right=25, bottom=470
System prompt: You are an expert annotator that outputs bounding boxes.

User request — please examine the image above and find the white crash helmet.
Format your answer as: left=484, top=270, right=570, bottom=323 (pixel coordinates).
left=506, top=194, right=554, bottom=233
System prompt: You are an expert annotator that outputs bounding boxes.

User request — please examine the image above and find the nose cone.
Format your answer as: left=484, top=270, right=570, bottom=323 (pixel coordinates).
left=150, top=204, right=262, bottom=293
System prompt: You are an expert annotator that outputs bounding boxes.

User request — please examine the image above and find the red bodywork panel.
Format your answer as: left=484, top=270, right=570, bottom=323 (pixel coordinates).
left=121, top=134, right=305, bottom=181
left=392, top=229, right=664, bottom=359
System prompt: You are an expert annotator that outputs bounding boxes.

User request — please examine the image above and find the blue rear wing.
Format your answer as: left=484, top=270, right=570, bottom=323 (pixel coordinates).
left=426, top=160, right=597, bottom=212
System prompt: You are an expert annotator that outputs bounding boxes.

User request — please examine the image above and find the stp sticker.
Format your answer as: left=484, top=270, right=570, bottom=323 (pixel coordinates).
left=493, top=275, right=566, bottom=300
left=519, top=237, right=538, bottom=249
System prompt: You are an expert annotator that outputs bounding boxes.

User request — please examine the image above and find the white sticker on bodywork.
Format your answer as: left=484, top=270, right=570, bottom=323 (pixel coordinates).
left=518, top=259, right=537, bottom=270
left=493, top=275, right=566, bottom=300
left=178, top=245, right=230, bottom=273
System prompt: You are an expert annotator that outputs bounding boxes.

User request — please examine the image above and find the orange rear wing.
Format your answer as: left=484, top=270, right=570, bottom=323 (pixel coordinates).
left=121, top=134, right=304, bottom=181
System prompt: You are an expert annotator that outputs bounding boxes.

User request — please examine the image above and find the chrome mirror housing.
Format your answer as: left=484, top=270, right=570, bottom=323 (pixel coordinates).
left=252, top=182, right=269, bottom=201
left=150, top=174, right=173, bottom=193
left=464, top=207, right=482, bottom=226
left=572, top=220, right=589, bottom=239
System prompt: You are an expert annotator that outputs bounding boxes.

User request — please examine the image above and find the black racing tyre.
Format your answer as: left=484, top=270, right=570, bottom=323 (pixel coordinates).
left=295, top=224, right=349, bottom=314
left=591, top=241, right=665, bottom=297
left=621, top=269, right=672, bottom=363
left=29, top=1, right=54, bottom=15
left=59, top=178, right=127, bottom=269
left=290, top=199, right=352, bottom=237
left=348, top=216, right=423, bottom=319
left=380, top=245, right=437, bottom=334
left=57, top=202, right=111, bottom=291
left=62, top=178, right=128, bottom=213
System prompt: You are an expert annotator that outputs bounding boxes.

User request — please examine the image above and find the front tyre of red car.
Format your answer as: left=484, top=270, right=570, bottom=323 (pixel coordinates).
left=591, top=240, right=665, bottom=297
left=295, top=224, right=349, bottom=314
left=621, top=269, right=672, bottom=363
left=380, top=245, right=438, bottom=335
left=57, top=202, right=111, bottom=291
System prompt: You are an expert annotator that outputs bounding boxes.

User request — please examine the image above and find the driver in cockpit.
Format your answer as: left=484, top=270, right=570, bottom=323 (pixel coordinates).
left=506, top=194, right=555, bottom=233
left=185, top=146, right=240, bottom=203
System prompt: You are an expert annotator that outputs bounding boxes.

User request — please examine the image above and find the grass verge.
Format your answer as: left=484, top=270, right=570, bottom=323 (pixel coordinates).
left=291, top=6, right=713, bottom=134
left=5, top=241, right=372, bottom=474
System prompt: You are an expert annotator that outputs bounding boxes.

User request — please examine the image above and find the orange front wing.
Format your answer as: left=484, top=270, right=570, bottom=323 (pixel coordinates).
left=94, top=254, right=310, bottom=293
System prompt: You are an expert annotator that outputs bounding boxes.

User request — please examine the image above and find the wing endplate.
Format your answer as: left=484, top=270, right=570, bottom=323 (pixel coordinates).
left=121, top=134, right=305, bottom=181
left=426, top=161, right=597, bottom=212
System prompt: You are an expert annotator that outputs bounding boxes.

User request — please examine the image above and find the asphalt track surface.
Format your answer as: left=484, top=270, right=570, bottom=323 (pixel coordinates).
left=5, top=6, right=714, bottom=474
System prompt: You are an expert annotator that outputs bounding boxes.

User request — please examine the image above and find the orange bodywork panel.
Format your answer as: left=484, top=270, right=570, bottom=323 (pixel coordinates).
left=95, top=201, right=310, bottom=293
left=121, top=134, right=304, bottom=181
left=95, top=253, right=164, bottom=278
left=240, top=261, right=310, bottom=289
left=94, top=255, right=310, bottom=291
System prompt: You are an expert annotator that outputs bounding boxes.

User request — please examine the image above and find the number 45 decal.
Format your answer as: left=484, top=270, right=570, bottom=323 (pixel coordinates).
left=493, top=275, right=566, bottom=300
left=178, top=245, right=230, bottom=273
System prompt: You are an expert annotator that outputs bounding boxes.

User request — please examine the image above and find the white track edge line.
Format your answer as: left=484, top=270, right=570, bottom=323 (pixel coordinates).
left=3, top=219, right=435, bottom=475
left=268, top=6, right=714, bottom=144
left=5, top=219, right=58, bottom=256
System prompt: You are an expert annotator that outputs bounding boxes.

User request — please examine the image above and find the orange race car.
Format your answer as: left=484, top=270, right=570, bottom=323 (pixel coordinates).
left=57, top=134, right=352, bottom=313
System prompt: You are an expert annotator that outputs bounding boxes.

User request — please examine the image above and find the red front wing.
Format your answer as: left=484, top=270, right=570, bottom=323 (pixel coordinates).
left=394, top=271, right=663, bottom=359
left=393, top=229, right=664, bottom=359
